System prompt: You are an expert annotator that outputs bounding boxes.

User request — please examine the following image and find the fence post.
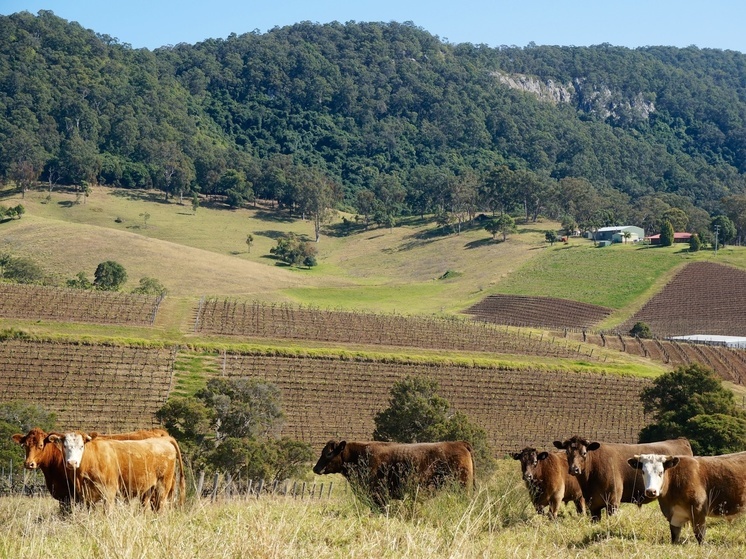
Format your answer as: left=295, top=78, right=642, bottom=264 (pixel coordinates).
left=291, top=481, right=297, bottom=498
left=256, top=479, right=264, bottom=498
left=197, top=471, right=205, bottom=498
left=301, top=481, right=307, bottom=499
left=211, top=473, right=220, bottom=502
left=328, top=482, right=333, bottom=498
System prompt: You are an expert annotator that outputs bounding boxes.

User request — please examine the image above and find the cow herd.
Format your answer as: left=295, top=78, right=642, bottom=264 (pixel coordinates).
left=515, top=435, right=746, bottom=545
left=11, top=428, right=185, bottom=512
left=11, top=428, right=746, bottom=545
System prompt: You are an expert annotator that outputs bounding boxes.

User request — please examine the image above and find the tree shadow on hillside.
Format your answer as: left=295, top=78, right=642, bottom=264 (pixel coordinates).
left=253, top=230, right=289, bottom=241
left=464, top=238, right=495, bottom=249
left=252, top=209, right=296, bottom=223
left=109, top=189, right=172, bottom=205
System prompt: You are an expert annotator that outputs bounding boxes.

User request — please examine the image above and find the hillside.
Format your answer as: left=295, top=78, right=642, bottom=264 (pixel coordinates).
left=2, top=11, right=746, bottom=240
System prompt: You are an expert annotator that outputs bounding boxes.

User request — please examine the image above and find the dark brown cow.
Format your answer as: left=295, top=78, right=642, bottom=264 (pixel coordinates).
left=553, top=436, right=693, bottom=521
left=11, top=427, right=177, bottom=512
left=629, top=452, right=746, bottom=544
left=313, top=440, right=474, bottom=506
left=511, top=447, right=585, bottom=518
left=49, top=431, right=182, bottom=511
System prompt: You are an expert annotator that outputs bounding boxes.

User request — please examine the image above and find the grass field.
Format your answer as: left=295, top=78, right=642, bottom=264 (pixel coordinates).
left=3, top=459, right=746, bottom=558
left=5, top=184, right=743, bottom=320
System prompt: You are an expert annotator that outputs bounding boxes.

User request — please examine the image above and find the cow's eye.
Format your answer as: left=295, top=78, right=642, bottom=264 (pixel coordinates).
left=581, top=451, right=587, bottom=457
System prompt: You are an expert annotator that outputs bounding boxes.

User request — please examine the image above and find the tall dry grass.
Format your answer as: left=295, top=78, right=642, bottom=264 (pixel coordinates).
left=3, top=460, right=746, bottom=558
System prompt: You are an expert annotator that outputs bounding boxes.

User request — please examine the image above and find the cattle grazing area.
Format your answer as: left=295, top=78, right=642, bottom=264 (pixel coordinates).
left=216, top=352, right=651, bottom=454
left=620, top=262, right=746, bottom=337
left=0, top=339, right=176, bottom=431
left=4, top=458, right=746, bottom=558
left=0, top=283, right=162, bottom=325
left=465, top=294, right=613, bottom=330
left=193, top=298, right=601, bottom=360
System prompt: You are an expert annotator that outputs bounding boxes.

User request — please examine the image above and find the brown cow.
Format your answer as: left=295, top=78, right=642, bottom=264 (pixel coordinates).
left=48, top=431, right=183, bottom=511
left=553, top=436, right=693, bottom=521
left=511, top=447, right=585, bottom=518
left=11, top=427, right=177, bottom=512
left=313, top=440, right=474, bottom=507
left=628, top=452, right=746, bottom=544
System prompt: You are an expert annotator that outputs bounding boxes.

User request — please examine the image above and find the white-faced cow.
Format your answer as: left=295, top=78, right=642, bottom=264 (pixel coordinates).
left=49, top=431, right=184, bottom=511
left=11, top=427, right=179, bottom=512
left=313, top=440, right=474, bottom=507
left=628, top=452, right=746, bottom=544
left=553, top=436, right=692, bottom=521
left=511, top=447, right=585, bottom=518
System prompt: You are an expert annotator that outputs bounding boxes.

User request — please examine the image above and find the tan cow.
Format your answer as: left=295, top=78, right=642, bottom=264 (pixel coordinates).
left=313, top=440, right=474, bottom=507
left=553, top=436, right=693, bottom=521
left=12, top=427, right=183, bottom=512
left=511, top=447, right=585, bottom=518
left=49, top=431, right=183, bottom=511
left=628, top=452, right=746, bottom=544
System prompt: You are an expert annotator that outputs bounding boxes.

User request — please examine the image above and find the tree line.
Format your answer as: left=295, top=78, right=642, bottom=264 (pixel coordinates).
left=3, top=12, right=746, bottom=240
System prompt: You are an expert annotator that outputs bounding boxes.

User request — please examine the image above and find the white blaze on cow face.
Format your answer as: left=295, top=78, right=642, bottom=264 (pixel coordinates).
left=628, top=453, right=679, bottom=498
left=60, top=432, right=88, bottom=469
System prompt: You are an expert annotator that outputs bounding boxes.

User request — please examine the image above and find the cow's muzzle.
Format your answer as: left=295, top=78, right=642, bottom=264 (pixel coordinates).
left=65, top=460, right=80, bottom=470
left=644, top=488, right=659, bottom=498
left=24, top=461, right=37, bottom=470
left=570, top=466, right=581, bottom=476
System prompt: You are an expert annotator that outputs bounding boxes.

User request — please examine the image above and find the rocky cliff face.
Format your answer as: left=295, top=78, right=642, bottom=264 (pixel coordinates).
left=492, top=71, right=655, bottom=124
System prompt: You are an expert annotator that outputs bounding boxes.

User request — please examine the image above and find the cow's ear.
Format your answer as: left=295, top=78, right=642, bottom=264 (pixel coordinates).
left=334, top=441, right=346, bottom=456
left=627, top=456, right=642, bottom=470
left=587, top=442, right=601, bottom=451
left=510, top=452, right=521, bottom=460
left=47, top=434, right=60, bottom=444
left=663, top=456, right=680, bottom=470
left=11, top=434, right=23, bottom=444
left=537, top=452, right=549, bottom=461
left=552, top=440, right=564, bottom=450
left=85, top=433, right=94, bottom=442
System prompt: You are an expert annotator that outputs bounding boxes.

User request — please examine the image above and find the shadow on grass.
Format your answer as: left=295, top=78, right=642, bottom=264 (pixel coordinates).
left=464, top=238, right=495, bottom=249
left=109, top=189, right=171, bottom=205
left=252, top=209, right=296, bottom=223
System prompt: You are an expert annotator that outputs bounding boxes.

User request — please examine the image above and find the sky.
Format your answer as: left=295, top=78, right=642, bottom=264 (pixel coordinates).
left=2, top=1, right=746, bottom=54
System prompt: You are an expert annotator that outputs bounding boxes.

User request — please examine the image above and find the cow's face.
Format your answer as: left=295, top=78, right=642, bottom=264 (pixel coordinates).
left=313, top=440, right=346, bottom=475
left=627, top=454, right=679, bottom=498
left=511, top=447, right=548, bottom=483
left=553, top=436, right=600, bottom=476
left=11, top=428, right=49, bottom=469
left=49, top=432, right=93, bottom=470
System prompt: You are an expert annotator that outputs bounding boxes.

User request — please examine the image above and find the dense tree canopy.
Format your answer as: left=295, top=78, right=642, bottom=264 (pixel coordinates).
left=3, top=11, right=746, bottom=233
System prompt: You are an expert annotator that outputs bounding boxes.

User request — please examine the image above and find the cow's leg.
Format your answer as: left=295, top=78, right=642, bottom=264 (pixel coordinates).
left=548, top=494, right=561, bottom=519
left=574, top=497, right=586, bottom=515
left=692, top=510, right=707, bottom=545
left=589, top=506, right=603, bottom=523
left=669, top=523, right=683, bottom=544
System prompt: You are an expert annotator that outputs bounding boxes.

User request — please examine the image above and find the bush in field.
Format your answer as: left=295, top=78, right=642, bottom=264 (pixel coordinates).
left=270, top=233, right=318, bottom=268
left=0, top=401, right=56, bottom=473
left=639, top=363, right=746, bottom=454
left=0, top=254, right=45, bottom=284
left=156, top=377, right=312, bottom=481
left=131, top=276, right=168, bottom=296
left=373, top=376, right=496, bottom=478
left=689, top=232, right=702, bottom=252
left=629, top=321, right=652, bottom=339
left=93, top=260, right=127, bottom=291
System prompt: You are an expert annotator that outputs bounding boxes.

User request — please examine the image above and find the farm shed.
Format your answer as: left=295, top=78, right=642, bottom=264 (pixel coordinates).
left=669, top=334, right=746, bottom=349
left=595, top=225, right=644, bottom=243
left=645, top=232, right=693, bottom=245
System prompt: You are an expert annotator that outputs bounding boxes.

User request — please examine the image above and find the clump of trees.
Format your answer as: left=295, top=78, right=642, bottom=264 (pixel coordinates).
left=639, top=364, right=746, bottom=455
left=373, top=376, right=496, bottom=477
left=629, top=321, right=652, bottom=339
left=67, top=260, right=128, bottom=291
left=270, top=233, right=318, bottom=268
left=0, top=253, right=45, bottom=284
left=156, top=377, right=312, bottom=481
left=0, top=204, right=25, bottom=220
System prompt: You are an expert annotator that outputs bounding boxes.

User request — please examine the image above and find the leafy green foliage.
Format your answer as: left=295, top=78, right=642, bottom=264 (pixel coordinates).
left=93, top=260, right=128, bottom=291
left=629, top=321, right=652, bottom=339
left=639, top=364, right=746, bottom=454
left=66, top=271, right=93, bottom=290
left=0, top=401, right=56, bottom=473
left=270, top=233, right=318, bottom=268
left=131, top=276, right=168, bottom=296
left=0, top=254, right=45, bottom=284
left=156, top=377, right=312, bottom=480
left=689, top=232, right=702, bottom=252
left=659, top=220, right=675, bottom=247
left=373, top=376, right=496, bottom=477
left=711, top=215, right=737, bottom=246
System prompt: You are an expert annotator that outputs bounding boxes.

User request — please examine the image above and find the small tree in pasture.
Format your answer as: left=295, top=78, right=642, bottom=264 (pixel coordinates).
left=545, top=231, right=558, bottom=245
left=131, top=276, right=168, bottom=296
left=156, top=377, right=312, bottom=481
left=689, top=232, right=702, bottom=252
left=93, top=260, right=128, bottom=291
left=639, top=364, right=746, bottom=455
left=659, top=220, right=675, bottom=247
left=67, top=271, right=93, bottom=290
left=629, top=321, right=652, bottom=339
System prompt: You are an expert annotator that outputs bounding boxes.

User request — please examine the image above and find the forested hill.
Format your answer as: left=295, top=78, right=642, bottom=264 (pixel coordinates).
left=3, top=10, right=746, bottom=232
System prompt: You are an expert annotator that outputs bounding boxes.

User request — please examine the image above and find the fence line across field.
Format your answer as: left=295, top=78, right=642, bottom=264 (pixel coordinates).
left=0, top=463, right=342, bottom=501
